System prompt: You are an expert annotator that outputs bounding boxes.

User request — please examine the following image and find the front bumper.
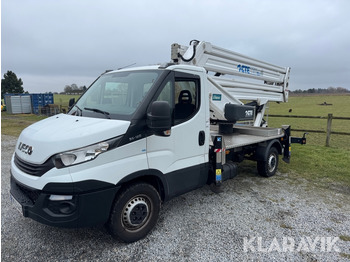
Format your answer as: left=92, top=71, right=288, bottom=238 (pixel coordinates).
left=10, top=173, right=120, bottom=228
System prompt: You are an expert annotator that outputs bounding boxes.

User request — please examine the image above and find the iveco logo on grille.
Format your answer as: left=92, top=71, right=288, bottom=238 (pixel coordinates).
left=18, top=142, right=33, bottom=155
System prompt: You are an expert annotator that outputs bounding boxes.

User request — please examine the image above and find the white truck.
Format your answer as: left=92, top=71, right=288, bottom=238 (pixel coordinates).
left=10, top=40, right=306, bottom=242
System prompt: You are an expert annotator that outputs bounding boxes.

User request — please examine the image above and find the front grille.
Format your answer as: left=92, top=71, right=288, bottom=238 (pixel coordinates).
left=14, top=154, right=54, bottom=177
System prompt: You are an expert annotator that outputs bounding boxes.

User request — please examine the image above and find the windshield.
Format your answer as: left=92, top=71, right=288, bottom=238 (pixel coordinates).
left=72, top=70, right=161, bottom=120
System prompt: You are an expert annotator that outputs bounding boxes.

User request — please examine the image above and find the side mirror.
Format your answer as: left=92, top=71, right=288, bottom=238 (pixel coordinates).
left=147, top=101, right=172, bottom=136
left=68, top=98, right=75, bottom=109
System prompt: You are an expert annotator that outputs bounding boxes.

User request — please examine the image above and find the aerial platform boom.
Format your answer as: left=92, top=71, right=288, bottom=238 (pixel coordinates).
left=171, top=40, right=291, bottom=127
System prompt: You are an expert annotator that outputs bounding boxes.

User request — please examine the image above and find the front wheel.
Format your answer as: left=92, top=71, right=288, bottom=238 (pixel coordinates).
left=107, top=183, right=161, bottom=242
left=257, top=147, right=279, bottom=177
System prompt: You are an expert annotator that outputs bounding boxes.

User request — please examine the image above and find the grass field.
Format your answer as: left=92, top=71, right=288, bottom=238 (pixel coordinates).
left=1, top=94, right=80, bottom=137
left=53, top=94, right=81, bottom=111
left=267, top=94, right=350, bottom=150
left=269, top=94, right=350, bottom=117
left=265, top=94, right=350, bottom=187
left=1, top=113, right=47, bottom=137
left=1, top=94, right=349, bottom=187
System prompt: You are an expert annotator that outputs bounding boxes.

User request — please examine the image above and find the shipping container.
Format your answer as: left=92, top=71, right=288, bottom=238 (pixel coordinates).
left=31, top=93, right=54, bottom=114
left=4, top=94, right=32, bottom=114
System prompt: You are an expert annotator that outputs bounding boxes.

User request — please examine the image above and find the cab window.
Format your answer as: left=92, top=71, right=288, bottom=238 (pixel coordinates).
left=154, top=75, right=200, bottom=125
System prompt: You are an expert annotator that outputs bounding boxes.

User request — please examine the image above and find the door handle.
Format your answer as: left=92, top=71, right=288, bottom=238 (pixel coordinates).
left=198, top=131, right=205, bottom=146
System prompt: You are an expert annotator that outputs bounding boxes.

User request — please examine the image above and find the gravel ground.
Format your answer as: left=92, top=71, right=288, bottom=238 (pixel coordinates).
left=2, top=134, right=350, bottom=261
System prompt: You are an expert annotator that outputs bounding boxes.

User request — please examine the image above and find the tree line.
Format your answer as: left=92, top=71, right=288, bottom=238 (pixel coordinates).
left=1, top=71, right=87, bottom=97
left=291, top=87, right=349, bottom=94
left=63, top=84, right=87, bottom=94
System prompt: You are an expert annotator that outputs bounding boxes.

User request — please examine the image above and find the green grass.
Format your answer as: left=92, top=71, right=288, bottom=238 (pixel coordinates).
left=268, top=94, right=350, bottom=117
left=54, top=94, right=81, bottom=111
left=1, top=113, right=47, bottom=137
left=1, top=94, right=80, bottom=136
left=278, top=144, right=350, bottom=186
left=340, top=235, right=350, bottom=241
left=265, top=94, right=350, bottom=187
left=267, top=94, right=350, bottom=150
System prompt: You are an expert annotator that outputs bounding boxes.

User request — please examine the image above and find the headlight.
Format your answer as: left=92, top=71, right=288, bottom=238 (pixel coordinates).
left=54, top=137, right=121, bottom=168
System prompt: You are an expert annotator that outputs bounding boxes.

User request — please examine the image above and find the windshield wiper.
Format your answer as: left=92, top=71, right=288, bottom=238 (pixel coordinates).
left=84, top=107, right=111, bottom=119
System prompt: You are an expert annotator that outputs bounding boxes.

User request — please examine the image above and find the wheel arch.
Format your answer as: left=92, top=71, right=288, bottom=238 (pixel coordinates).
left=256, top=139, right=282, bottom=161
left=116, top=169, right=169, bottom=202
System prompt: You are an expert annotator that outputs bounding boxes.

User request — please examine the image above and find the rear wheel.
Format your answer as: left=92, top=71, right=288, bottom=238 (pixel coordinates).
left=107, top=183, right=161, bottom=242
left=257, top=147, right=279, bottom=177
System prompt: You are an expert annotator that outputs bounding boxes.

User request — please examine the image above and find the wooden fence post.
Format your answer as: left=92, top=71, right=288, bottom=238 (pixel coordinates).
left=325, top=113, right=333, bottom=147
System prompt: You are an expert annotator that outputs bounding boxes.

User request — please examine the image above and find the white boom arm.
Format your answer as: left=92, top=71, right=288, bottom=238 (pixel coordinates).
left=171, top=40, right=291, bottom=127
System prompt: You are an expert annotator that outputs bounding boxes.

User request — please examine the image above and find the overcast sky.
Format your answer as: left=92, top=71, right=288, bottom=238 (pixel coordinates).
left=2, top=0, right=350, bottom=93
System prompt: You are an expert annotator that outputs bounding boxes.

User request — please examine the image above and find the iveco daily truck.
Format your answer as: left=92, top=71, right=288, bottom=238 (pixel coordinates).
left=10, top=40, right=306, bottom=242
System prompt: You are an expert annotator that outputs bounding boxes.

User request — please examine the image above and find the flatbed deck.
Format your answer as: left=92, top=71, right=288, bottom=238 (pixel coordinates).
left=210, top=125, right=284, bottom=149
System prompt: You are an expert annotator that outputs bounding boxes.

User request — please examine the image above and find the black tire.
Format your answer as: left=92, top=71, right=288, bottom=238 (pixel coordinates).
left=107, top=183, right=161, bottom=243
left=257, top=146, right=279, bottom=177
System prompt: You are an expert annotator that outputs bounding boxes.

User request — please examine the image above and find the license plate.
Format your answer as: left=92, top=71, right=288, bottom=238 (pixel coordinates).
left=10, top=194, right=23, bottom=215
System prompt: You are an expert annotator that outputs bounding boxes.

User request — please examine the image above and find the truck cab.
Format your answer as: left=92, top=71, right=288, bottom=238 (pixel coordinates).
left=11, top=64, right=212, bottom=242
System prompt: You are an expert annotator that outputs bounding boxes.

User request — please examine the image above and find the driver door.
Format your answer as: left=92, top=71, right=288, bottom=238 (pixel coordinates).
left=147, top=71, right=208, bottom=198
